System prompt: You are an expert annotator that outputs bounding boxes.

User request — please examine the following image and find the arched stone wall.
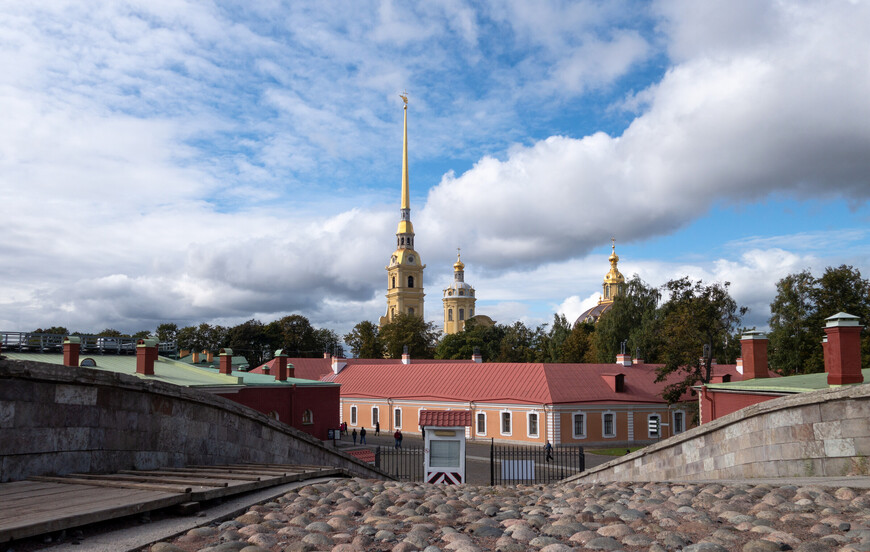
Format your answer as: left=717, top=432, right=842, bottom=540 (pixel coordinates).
left=566, top=383, right=870, bottom=483
left=0, top=359, right=388, bottom=482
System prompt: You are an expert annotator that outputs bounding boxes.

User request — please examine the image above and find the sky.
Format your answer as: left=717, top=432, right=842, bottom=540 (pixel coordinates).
left=2, top=0, right=869, bottom=343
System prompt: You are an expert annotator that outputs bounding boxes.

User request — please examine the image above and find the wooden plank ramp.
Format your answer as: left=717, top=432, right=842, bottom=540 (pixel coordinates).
left=0, top=463, right=343, bottom=543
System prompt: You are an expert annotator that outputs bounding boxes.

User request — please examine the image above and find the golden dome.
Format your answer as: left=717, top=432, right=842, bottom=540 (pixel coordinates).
left=397, top=220, right=414, bottom=234
left=603, top=238, right=625, bottom=285
left=453, top=251, right=465, bottom=271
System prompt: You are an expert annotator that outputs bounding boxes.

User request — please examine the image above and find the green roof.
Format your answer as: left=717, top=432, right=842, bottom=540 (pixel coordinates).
left=191, top=363, right=337, bottom=387
left=706, top=368, right=870, bottom=394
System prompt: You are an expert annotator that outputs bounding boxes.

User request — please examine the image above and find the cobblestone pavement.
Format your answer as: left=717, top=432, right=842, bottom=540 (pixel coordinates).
left=150, top=478, right=870, bottom=552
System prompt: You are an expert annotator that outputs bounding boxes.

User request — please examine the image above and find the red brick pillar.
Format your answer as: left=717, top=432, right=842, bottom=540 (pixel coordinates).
left=63, top=337, right=81, bottom=367
left=136, top=338, right=157, bottom=375
left=740, top=331, right=769, bottom=379
left=274, top=349, right=288, bottom=381
left=219, top=348, right=234, bottom=375
left=824, top=313, right=864, bottom=386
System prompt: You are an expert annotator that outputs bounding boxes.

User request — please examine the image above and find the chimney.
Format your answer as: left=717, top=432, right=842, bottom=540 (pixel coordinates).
left=615, top=353, right=632, bottom=367
left=274, top=349, right=289, bottom=381
left=191, top=351, right=200, bottom=363
left=63, top=336, right=81, bottom=367
left=471, top=346, right=482, bottom=363
left=323, top=352, right=331, bottom=359
left=179, top=349, right=190, bottom=358
left=136, top=338, right=158, bottom=375
left=740, top=330, right=769, bottom=379
left=735, top=357, right=744, bottom=375
left=218, top=348, right=234, bottom=375
left=331, top=356, right=347, bottom=375
left=402, top=345, right=411, bottom=365
left=206, top=350, right=213, bottom=363
left=822, top=336, right=831, bottom=374
left=824, top=312, right=864, bottom=386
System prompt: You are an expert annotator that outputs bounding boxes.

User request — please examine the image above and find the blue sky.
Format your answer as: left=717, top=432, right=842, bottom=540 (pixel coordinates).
left=1, top=0, right=869, bottom=341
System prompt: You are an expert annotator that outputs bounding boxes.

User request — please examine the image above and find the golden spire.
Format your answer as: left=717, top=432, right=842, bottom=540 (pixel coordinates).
left=454, top=247, right=465, bottom=271
left=400, top=91, right=410, bottom=211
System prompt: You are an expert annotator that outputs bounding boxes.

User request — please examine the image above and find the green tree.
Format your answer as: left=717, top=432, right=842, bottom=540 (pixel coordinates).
left=155, top=323, right=178, bottom=344
left=314, top=328, right=345, bottom=358
left=496, top=321, right=543, bottom=362
left=768, top=270, right=818, bottom=375
left=228, top=319, right=269, bottom=368
left=655, top=277, right=747, bottom=403
left=434, top=318, right=506, bottom=361
left=132, top=330, right=151, bottom=339
left=176, top=325, right=198, bottom=351
left=33, top=326, right=71, bottom=335
left=379, top=313, right=439, bottom=359
left=266, top=315, right=319, bottom=357
left=344, top=321, right=384, bottom=358
left=561, top=321, right=596, bottom=362
left=98, top=328, right=123, bottom=337
left=542, top=314, right=572, bottom=362
left=593, top=275, right=662, bottom=363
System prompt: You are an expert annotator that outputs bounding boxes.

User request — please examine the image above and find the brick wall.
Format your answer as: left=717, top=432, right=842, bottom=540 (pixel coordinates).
left=0, top=359, right=387, bottom=483
left=566, top=383, right=870, bottom=483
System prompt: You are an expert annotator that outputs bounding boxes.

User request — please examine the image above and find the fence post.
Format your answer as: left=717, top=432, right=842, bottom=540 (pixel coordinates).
left=490, top=438, right=494, bottom=486
left=375, top=446, right=381, bottom=469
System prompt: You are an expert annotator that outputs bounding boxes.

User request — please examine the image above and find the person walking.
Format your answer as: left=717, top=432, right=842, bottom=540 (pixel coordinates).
left=352, top=428, right=357, bottom=445
left=360, top=426, right=367, bottom=445
left=545, top=440, right=553, bottom=462
left=375, top=421, right=380, bottom=436
left=341, top=421, right=347, bottom=436
left=394, top=429, right=402, bottom=449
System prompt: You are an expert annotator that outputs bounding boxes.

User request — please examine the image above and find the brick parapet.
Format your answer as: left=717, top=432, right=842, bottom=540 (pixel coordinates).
left=0, top=359, right=388, bottom=483
left=566, top=383, right=870, bottom=483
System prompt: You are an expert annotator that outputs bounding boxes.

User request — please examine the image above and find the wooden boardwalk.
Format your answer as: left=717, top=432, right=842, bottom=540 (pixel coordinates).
left=0, top=463, right=343, bottom=543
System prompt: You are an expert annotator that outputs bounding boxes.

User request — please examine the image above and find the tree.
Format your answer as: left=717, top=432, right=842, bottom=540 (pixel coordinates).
left=813, top=265, right=870, bottom=370
left=655, top=277, right=747, bottom=404
left=344, top=321, right=383, bottom=358
left=33, top=326, right=70, bottom=335
left=132, top=330, right=151, bottom=339
left=542, top=314, right=572, bottom=363
left=155, top=323, right=178, bottom=344
left=593, top=275, right=662, bottom=363
left=379, top=313, right=439, bottom=359
left=313, top=328, right=345, bottom=358
left=434, top=318, right=506, bottom=362
left=561, top=321, right=596, bottom=363
left=228, top=319, right=269, bottom=368
left=98, top=328, right=123, bottom=337
left=496, top=321, right=542, bottom=362
left=176, top=325, right=198, bottom=352
left=266, top=315, right=319, bottom=357
left=768, top=270, right=818, bottom=375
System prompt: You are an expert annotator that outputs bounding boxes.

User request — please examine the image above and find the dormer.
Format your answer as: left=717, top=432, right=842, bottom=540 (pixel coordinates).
left=601, top=373, right=625, bottom=392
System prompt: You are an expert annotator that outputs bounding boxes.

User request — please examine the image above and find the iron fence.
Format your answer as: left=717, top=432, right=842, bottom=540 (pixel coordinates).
left=375, top=446, right=424, bottom=482
left=490, top=441, right=584, bottom=485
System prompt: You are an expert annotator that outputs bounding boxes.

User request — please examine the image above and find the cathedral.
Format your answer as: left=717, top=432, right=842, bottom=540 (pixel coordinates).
left=574, top=239, right=627, bottom=325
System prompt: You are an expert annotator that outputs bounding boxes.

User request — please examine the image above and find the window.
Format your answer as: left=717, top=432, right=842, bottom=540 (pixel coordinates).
left=476, top=412, right=486, bottom=435
left=394, top=407, right=402, bottom=428
left=470, top=308, right=474, bottom=316
left=408, top=276, right=414, bottom=288
left=302, top=410, right=313, bottom=425
left=605, top=285, right=610, bottom=298
left=673, top=411, right=685, bottom=434
left=408, top=307, right=414, bottom=315
left=80, top=358, right=97, bottom=367
left=430, top=440, right=460, bottom=467
left=648, top=414, right=661, bottom=438
left=500, top=411, right=512, bottom=435
left=350, top=405, right=357, bottom=425
left=448, top=289, right=453, bottom=296
left=448, top=309, right=453, bottom=321
left=459, top=308, right=465, bottom=321
left=572, top=412, right=586, bottom=439
left=459, top=290, right=464, bottom=296
left=603, top=412, right=615, bottom=438
left=527, top=412, right=539, bottom=438
left=372, top=406, right=379, bottom=425
left=391, top=276, right=396, bottom=288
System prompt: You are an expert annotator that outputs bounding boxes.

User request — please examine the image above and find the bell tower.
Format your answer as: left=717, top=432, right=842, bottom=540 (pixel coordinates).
left=601, top=237, right=626, bottom=303
left=379, top=94, right=425, bottom=327
left=443, top=250, right=476, bottom=335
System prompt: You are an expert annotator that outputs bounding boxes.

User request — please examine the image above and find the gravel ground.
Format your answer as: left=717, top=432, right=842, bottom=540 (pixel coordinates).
left=148, top=478, right=870, bottom=552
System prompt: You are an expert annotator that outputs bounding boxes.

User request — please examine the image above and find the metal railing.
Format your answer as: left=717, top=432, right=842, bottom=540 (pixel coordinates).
left=490, top=441, right=584, bottom=485
left=375, top=446, right=424, bottom=482
left=0, top=331, right=177, bottom=355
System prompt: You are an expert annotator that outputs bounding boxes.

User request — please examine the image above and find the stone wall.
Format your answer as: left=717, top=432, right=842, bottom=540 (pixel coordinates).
left=0, top=359, right=388, bottom=482
left=566, top=383, right=870, bottom=483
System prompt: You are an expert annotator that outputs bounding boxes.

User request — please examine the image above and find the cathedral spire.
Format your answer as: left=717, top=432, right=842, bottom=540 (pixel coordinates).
left=400, top=92, right=410, bottom=211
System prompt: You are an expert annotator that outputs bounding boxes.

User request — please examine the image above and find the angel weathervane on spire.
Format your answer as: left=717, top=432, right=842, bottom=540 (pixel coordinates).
left=611, top=236, right=616, bottom=253
left=399, top=91, right=408, bottom=105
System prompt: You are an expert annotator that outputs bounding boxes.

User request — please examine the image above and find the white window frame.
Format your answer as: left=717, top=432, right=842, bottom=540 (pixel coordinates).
left=475, top=411, right=487, bottom=436
left=527, top=411, right=540, bottom=438
left=648, top=414, right=661, bottom=438
left=572, top=411, right=587, bottom=439
left=394, top=407, right=402, bottom=429
left=350, top=405, right=358, bottom=426
left=302, top=409, right=313, bottom=425
left=602, top=410, right=616, bottom=438
left=673, top=410, right=686, bottom=434
left=500, top=410, right=512, bottom=436
left=371, top=406, right=379, bottom=426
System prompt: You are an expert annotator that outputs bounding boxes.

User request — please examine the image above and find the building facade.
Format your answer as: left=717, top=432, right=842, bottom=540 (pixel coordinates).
left=380, top=94, right=425, bottom=327
left=442, top=252, right=477, bottom=335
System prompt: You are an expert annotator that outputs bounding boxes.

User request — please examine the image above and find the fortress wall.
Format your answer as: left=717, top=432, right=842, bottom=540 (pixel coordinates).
left=566, top=383, right=870, bottom=483
left=0, top=359, right=387, bottom=482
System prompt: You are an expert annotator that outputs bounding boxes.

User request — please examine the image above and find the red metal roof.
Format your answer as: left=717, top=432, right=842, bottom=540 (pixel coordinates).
left=331, top=361, right=742, bottom=405
left=252, top=357, right=475, bottom=382
left=345, top=449, right=375, bottom=463
left=419, top=410, right=472, bottom=427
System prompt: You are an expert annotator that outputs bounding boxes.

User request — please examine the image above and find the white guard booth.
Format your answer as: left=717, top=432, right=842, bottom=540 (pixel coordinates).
left=420, top=410, right=472, bottom=485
